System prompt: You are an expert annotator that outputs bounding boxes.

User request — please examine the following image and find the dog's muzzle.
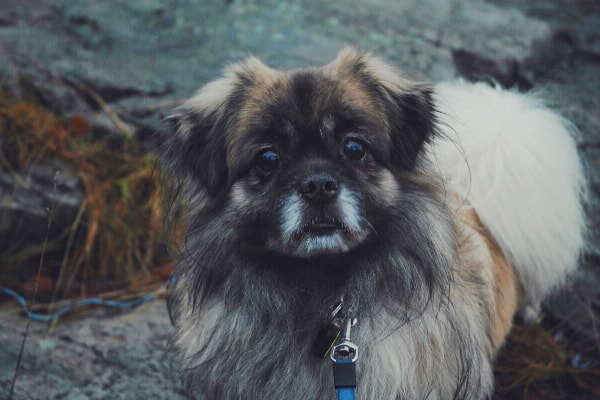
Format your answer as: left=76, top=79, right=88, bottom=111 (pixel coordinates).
left=277, top=172, right=367, bottom=257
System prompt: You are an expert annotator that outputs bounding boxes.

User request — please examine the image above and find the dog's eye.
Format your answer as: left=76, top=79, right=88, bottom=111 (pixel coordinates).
left=255, top=148, right=281, bottom=173
left=343, top=138, right=367, bottom=161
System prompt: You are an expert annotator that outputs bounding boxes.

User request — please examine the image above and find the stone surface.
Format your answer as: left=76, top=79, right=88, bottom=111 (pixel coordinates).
left=0, top=160, right=84, bottom=255
left=0, top=0, right=576, bottom=118
left=0, top=300, right=186, bottom=400
left=0, top=0, right=598, bottom=398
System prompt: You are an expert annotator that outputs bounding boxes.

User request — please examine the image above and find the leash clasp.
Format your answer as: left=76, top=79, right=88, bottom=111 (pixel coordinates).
left=330, top=317, right=358, bottom=363
left=331, top=317, right=358, bottom=399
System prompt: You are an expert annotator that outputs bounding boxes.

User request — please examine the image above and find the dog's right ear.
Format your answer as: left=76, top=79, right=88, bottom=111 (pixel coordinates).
left=162, top=56, right=277, bottom=196
left=162, top=74, right=239, bottom=196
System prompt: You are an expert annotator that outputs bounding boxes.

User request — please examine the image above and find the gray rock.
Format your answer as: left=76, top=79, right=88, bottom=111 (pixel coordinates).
left=0, top=160, right=84, bottom=253
left=0, top=300, right=187, bottom=400
left=0, top=0, right=569, bottom=116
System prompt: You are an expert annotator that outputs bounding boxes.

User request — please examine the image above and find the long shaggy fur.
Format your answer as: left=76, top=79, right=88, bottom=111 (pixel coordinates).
left=160, top=48, right=585, bottom=399
left=426, top=82, right=586, bottom=318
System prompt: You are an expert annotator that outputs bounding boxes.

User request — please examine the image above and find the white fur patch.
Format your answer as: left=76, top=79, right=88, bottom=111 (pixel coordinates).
left=337, top=187, right=363, bottom=233
left=301, top=233, right=351, bottom=254
left=280, top=192, right=304, bottom=245
left=426, top=81, right=586, bottom=310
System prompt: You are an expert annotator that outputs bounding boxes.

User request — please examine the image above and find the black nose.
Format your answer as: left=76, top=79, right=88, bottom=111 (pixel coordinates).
left=299, top=173, right=339, bottom=203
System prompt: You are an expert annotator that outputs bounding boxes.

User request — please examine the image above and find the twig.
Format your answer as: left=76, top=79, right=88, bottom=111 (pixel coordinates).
left=74, top=82, right=134, bottom=139
left=9, top=170, right=59, bottom=399
left=47, top=201, right=87, bottom=334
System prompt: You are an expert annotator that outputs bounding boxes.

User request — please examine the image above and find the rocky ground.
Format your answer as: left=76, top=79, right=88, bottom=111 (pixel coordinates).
left=0, top=300, right=186, bottom=400
left=0, top=0, right=599, bottom=399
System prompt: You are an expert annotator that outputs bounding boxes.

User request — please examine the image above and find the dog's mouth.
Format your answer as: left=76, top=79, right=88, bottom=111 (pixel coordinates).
left=283, top=216, right=365, bottom=257
left=293, top=218, right=348, bottom=240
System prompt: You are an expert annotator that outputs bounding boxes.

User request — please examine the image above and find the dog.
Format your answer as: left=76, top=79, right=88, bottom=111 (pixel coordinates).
left=160, top=48, right=585, bottom=399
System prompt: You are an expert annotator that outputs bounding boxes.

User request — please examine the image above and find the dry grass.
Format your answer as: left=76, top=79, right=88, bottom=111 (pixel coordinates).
left=494, top=322, right=600, bottom=399
left=0, top=88, right=175, bottom=301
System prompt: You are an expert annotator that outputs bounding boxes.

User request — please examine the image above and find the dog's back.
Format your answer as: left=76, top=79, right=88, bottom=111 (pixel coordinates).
left=427, top=81, right=586, bottom=319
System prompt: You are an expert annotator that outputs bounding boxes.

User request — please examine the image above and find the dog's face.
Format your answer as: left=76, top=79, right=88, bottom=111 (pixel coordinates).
left=166, top=48, right=435, bottom=258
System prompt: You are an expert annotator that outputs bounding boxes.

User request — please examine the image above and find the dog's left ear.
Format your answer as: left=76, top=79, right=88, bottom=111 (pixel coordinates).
left=332, top=48, right=436, bottom=170
left=384, top=84, right=436, bottom=170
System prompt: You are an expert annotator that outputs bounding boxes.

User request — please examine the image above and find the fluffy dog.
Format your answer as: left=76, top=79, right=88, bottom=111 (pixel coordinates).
left=161, top=48, right=585, bottom=399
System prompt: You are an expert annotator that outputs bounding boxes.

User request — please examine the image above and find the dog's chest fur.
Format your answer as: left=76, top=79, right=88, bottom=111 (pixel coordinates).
left=169, top=198, right=513, bottom=400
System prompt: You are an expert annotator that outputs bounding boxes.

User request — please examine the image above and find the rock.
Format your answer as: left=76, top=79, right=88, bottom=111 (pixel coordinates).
left=0, top=160, right=84, bottom=254
left=0, top=300, right=186, bottom=400
left=0, top=0, right=567, bottom=114
left=289, top=0, right=556, bottom=85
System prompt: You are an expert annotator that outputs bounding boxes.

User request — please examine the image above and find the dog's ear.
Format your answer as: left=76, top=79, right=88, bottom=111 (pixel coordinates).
left=384, top=84, right=436, bottom=170
left=162, top=57, right=274, bottom=195
left=332, top=48, right=436, bottom=170
left=162, top=76, right=235, bottom=195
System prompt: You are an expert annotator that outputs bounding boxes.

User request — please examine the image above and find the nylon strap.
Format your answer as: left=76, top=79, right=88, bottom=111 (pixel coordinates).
left=333, top=358, right=357, bottom=400
left=337, top=387, right=356, bottom=400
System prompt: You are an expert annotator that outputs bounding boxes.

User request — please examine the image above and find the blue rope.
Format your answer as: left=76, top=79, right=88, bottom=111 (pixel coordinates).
left=0, top=275, right=176, bottom=322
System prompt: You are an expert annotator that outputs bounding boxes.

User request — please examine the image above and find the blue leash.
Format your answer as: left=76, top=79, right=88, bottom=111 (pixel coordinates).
left=337, top=387, right=356, bottom=400
left=0, top=275, right=176, bottom=322
left=331, top=318, right=358, bottom=400
left=334, top=358, right=357, bottom=400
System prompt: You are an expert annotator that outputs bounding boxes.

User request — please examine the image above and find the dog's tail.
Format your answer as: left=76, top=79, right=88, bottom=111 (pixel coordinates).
left=427, top=81, right=586, bottom=319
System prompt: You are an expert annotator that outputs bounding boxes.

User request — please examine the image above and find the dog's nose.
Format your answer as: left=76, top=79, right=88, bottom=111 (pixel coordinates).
left=299, top=173, right=339, bottom=203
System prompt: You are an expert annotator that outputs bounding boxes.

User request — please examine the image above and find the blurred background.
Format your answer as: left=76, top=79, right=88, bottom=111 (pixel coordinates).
left=0, top=0, right=598, bottom=398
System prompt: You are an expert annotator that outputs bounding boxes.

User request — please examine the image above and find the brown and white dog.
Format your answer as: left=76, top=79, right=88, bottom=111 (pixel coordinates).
left=161, top=48, right=585, bottom=399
